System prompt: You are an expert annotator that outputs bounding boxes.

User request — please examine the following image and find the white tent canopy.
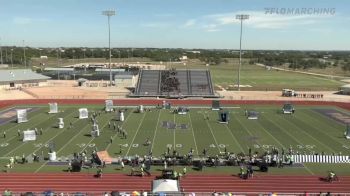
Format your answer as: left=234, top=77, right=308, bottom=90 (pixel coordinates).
left=152, top=179, right=180, bottom=193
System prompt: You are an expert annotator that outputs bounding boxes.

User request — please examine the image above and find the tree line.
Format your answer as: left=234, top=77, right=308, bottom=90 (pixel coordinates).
left=1, top=46, right=350, bottom=72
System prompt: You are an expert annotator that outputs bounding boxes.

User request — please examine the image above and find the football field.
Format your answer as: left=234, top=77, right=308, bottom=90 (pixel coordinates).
left=0, top=104, right=349, bottom=173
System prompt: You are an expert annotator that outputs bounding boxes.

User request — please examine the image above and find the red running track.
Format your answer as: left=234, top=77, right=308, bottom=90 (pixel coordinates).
left=1, top=173, right=350, bottom=193
left=0, top=99, right=350, bottom=193
left=180, top=174, right=350, bottom=193
left=0, top=173, right=153, bottom=193
left=1, top=99, right=350, bottom=110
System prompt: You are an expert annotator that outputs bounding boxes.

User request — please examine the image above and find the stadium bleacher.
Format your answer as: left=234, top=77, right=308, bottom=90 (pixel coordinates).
left=132, top=69, right=217, bottom=98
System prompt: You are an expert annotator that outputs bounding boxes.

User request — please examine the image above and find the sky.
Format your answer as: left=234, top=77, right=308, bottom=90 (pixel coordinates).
left=0, top=0, right=349, bottom=50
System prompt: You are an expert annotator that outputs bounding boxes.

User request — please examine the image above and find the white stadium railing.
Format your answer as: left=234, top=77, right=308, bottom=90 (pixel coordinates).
left=291, top=155, right=350, bottom=163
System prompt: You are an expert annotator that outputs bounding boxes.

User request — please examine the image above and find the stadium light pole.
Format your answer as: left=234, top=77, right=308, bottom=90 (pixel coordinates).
left=10, top=48, right=13, bottom=69
left=23, top=40, right=27, bottom=69
left=0, top=37, right=3, bottom=65
left=102, top=10, right=116, bottom=86
left=236, top=14, right=249, bottom=91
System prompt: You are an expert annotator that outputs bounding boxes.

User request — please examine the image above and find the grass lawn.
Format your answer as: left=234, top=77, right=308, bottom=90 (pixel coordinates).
left=27, top=57, right=346, bottom=91
left=0, top=104, right=349, bottom=175
left=207, top=62, right=345, bottom=91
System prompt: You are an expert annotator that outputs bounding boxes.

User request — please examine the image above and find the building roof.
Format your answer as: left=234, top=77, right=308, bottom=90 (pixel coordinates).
left=45, top=67, right=75, bottom=71
left=95, top=68, right=125, bottom=72
left=114, top=75, right=133, bottom=79
left=0, top=69, right=51, bottom=83
left=341, top=84, right=350, bottom=89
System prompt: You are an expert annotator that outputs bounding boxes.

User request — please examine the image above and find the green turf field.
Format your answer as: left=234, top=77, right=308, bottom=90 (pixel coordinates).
left=0, top=104, right=349, bottom=174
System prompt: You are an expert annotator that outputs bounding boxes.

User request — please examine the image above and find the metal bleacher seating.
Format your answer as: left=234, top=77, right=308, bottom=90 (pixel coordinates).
left=136, top=70, right=160, bottom=96
left=132, top=69, right=217, bottom=98
left=190, top=70, right=212, bottom=96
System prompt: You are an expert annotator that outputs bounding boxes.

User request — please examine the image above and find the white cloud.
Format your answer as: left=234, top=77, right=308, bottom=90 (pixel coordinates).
left=183, top=10, right=333, bottom=31
left=202, top=24, right=221, bottom=32
left=13, top=17, right=49, bottom=25
left=206, top=28, right=221, bottom=32
left=154, top=13, right=174, bottom=17
left=211, top=11, right=332, bottom=29
left=140, top=22, right=170, bottom=28
left=183, top=19, right=196, bottom=27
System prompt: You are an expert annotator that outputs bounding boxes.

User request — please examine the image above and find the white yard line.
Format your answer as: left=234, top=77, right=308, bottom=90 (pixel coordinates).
left=188, top=112, right=199, bottom=155
left=202, top=109, right=221, bottom=153
left=274, top=115, right=335, bottom=153
left=258, top=122, right=285, bottom=149
left=263, top=117, right=315, bottom=175
left=34, top=115, right=92, bottom=173
left=150, top=110, right=162, bottom=153
left=0, top=106, right=15, bottom=113
left=3, top=110, right=71, bottom=157
left=305, top=110, right=348, bottom=147
left=125, top=112, right=147, bottom=156
left=105, top=110, right=133, bottom=151
left=2, top=109, right=46, bottom=134
left=255, top=117, right=314, bottom=175
left=223, top=124, right=245, bottom=153
left=235, top=115, right=257, bottom=140
left=80, top=117, right=114, bottom=153
left=173, top=113, right=176, bottom=149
